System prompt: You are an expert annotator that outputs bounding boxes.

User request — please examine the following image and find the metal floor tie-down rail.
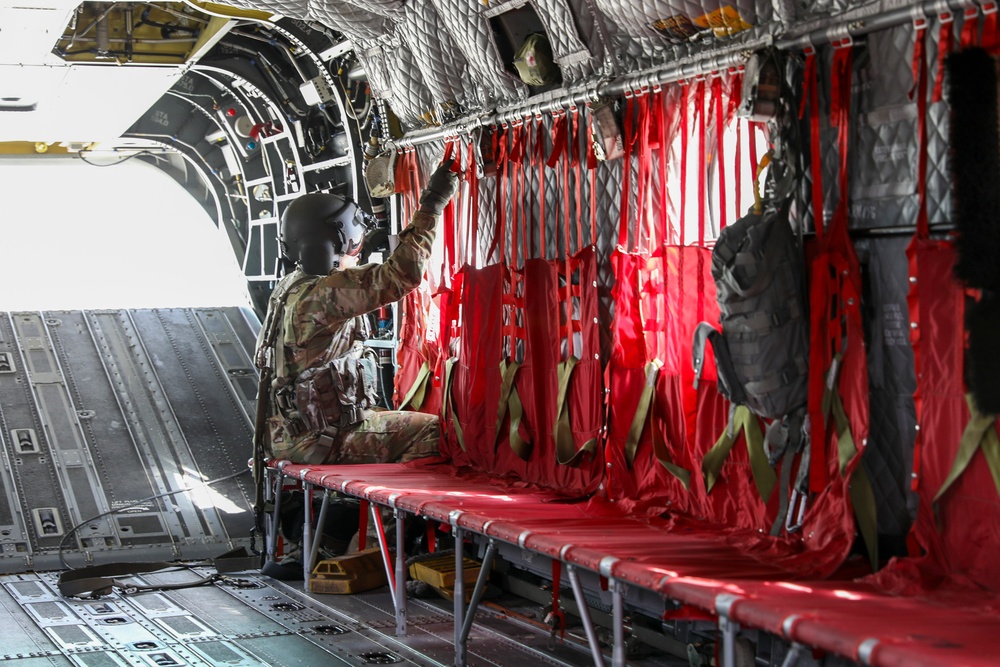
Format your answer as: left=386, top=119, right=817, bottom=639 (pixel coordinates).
left=0, top=568, right=690, bottom=666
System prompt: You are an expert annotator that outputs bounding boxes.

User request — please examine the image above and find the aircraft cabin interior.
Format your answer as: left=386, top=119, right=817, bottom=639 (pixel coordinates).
left=1, top=0, right=999, bottom=664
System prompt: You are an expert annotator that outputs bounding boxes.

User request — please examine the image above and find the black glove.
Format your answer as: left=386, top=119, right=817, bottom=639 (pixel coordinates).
left=417, top=159, right=460, bottom=216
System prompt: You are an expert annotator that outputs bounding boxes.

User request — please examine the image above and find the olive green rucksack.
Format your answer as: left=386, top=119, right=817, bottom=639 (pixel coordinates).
left=513, top=33, right=560, bottom=86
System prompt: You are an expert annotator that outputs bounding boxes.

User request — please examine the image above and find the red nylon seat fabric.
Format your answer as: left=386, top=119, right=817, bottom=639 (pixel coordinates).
left=393, top=287, right=442, bottom=415
left=440, top=250, right=603, bottom=497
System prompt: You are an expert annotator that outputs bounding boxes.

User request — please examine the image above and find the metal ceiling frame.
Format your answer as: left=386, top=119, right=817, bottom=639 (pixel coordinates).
left=391, top=0, right=975, bottom=149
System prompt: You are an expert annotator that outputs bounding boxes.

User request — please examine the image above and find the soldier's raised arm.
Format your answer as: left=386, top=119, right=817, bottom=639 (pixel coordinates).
left=329, top=160, right=460, bottom=314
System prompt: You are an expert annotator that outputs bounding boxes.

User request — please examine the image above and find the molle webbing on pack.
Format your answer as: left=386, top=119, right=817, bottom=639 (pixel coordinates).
left=700, top=201, right=809, bottom=421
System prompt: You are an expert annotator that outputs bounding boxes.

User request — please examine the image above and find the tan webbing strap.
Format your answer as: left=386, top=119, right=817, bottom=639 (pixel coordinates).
left=702, top=405, right=774, bottom=500
left=442, top=357, right=466, bottom=451
left=494, top=359, right=532, bottom=461
left=823, top=356, right=879, bottom=571
left=624, top=359, right=662, bottom=466
left=398, top=361, right=431, bottom=410
left=623, top=360, right=689, bottom=486
left=935, top=395, right=1000, bottom=502
left=649, top=374, right=691, bottom=489
left=555, top=357, right=597, bottom=466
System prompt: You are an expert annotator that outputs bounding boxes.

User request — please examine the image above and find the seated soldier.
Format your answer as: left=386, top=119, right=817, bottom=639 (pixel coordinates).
left=254, top=161, right=458, bottom=466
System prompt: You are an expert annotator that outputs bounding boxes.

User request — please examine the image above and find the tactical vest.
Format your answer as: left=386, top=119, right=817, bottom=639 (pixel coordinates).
left=258, top=271, right=379, bottom=449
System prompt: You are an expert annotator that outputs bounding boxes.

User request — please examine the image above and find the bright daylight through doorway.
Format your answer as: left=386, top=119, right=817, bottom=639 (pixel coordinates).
left=0, top=155, right=251, bottom=311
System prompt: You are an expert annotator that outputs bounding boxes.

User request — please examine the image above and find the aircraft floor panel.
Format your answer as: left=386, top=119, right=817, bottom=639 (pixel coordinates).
left=0, top=569, right=686, bottom=666
left=0, top=309, right=257, bottom=574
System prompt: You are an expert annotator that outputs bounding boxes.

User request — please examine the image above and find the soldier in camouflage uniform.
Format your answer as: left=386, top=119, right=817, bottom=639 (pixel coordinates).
left=255, top=162, right=459, bottom=466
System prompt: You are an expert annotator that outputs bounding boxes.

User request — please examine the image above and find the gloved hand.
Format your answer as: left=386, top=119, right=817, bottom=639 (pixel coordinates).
left=417, top=159, right=460, bottom=216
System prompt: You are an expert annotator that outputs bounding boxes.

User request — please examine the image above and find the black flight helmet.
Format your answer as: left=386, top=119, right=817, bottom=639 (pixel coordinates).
left=279, top=193, right=369, bottom=275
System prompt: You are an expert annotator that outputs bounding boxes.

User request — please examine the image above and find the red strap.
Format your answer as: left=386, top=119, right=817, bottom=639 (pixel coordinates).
left=680, top=83, right=690, bottom=245
left=425, top=521, right=436, bottom=554
left=487, top=126, right=509, bottom=264
left=735, top=119, right=743, bottom=216
left=914, top=22, right=929, bottom=241
left=804, top=49, right=825, bottom=241
left=467, top=140, right=479, bottom=268
left=547, top=112, right=567, bottom=169
left=619, top=93, right=634, bottom=249
left=910, top=21, right=929, bottom=492
left=829, top=41, right=853, bottom=244
left=983, top=2, right=1000, bottom=52
left=933, top=14, right=953, bottom=103
left=713, top=76, right=728, bottom=231
left=512, top=124, right=523, bottom=271
left=960, top=6, right=980, bottom=49
left=549, top=560, right=566, bottom=639
left=358, top=500, right=369, bottom=551
left=636, top=89, right=653, bottom=250
left=729, top=71, right=743, bottom=219
left=560, top=115, right=572, bottom=259
left=441, top=140, right=460, bottom=281
left=696, top=79, right=707, bottom=246
left=571, top=107, right=584, bottom=251
left=587, top=109, right=597, bottom=246
left=657, top=88, right=670, bottom=245
left=535, top=116, right=546, bottom=258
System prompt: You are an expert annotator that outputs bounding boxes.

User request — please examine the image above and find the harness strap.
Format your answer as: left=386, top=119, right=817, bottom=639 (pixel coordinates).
left=932, top=12, right=953, bottom=104
left=486, top=124, right=508, bottom=263
left=586, top=109, right=597, bottom=246
left=625, top=359, right=661, bottom=466
left=680, top=83, right=690, bottom=245
left=623, top=359, right=690, bottom=487
left=696, top=79, right=707, bottom=245
left=467, top=139, right=479, bottom=267
left=494, top=359, right=532, bottom=460
left=822, top=355, right=879, bottom=570
left=443, top=357, right=466, bottom=451
left=570, top=107, right=584, bottom=250
left=713, top=76, right=728, bottom=231
left=802, top=48, right=824, bottom=241
left=398, top=361, right=431, bottom=411
left=702, top=404, right=774, bottom=500
left=934, top=396, right=1000, bottom=502
left=252, top=272, right=314, bottom=517
left=535, top=116, right=547, bottom=258
left=442, top=141, right=458, bottom=282
left=909, top=19, right=930, bottom=490
left=636, top=89, right=652, bottom=250
left=555, top=357, right=598, bottom=465
left=959, top=5, right=980, bottom=49
left=619, top=92, right=635, bottom=249
left=658, top=88, right=672, bottom=244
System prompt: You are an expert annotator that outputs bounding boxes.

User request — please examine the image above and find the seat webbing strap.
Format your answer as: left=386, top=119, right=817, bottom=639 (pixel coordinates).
left=702, top=404, right=773, bottom=499
left=934, top=396, right=1000, bottom=502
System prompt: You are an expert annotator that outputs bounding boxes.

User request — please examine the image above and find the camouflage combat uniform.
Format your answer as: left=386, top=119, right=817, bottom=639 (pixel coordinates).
left=257, top=210, right=441, bottom=465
